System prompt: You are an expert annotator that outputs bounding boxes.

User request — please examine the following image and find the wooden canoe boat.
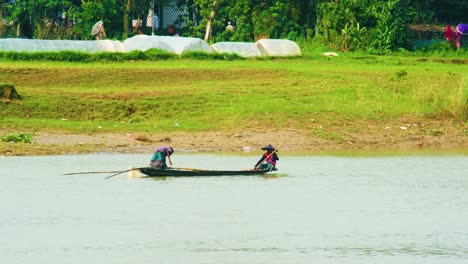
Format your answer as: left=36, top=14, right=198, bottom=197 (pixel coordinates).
left=139, top=167, right=269, bottom=177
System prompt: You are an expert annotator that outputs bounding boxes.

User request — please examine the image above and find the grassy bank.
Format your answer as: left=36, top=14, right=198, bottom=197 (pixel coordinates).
left=0, top=52, right=467, bottom=153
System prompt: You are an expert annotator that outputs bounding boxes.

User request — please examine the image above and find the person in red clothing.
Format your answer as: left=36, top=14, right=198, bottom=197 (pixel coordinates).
left=253, top=144, right=279, bottom=171
left=445, top=25, right=454, bottom=43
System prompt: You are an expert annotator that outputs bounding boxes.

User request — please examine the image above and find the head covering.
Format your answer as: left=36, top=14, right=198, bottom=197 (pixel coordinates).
left=156, top=146, right=174, bottom=154
left=457, top=23, right=468, bottom=35
left=261, top=144, right=276, bottom=151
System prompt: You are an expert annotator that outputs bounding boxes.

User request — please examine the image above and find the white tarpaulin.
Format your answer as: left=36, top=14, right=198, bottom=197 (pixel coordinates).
left=255, top=39, right=301, bottom=57
left=0, top=38, right=124, bottom=53
left=0, top=37, right=301, bottom=57
left=211, top=42, right=261, bottom=57
left=123, top=35, right=211, bottom=55
left=154, top=36, right=212, bottom=54
left=122, top=35, right=175, bottom=53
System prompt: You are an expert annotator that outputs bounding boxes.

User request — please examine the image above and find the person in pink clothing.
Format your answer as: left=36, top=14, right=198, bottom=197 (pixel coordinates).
left=253, top=144, right=279, bottom=171
left=455, top=24, right=468, bottom=51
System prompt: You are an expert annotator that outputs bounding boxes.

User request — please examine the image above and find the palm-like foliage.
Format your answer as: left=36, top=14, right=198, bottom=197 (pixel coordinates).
left=0, top=0, right=466, bottom=51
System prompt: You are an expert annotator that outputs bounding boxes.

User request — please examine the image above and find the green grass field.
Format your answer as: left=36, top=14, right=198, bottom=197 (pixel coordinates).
left=0, top=52, right=467, bottom=137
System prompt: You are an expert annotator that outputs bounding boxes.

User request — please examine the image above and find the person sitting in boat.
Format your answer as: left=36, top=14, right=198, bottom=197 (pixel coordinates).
left=150, top=146, right=174, bottom=169
left=253, top=144, right=279, bottom=171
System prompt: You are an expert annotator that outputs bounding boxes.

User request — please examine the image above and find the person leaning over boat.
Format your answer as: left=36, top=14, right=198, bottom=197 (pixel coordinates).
left=253, top=144, right=279, bottom=171
left=150, top=146, right=174, bottom=169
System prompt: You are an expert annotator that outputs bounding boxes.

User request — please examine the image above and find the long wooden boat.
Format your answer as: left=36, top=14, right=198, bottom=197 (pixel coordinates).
left=139, top=167, right=269, bottom=177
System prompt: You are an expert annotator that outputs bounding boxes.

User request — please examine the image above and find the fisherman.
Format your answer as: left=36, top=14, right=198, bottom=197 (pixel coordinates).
left=253, top=144, right=279, bottom=171
left=150, top=146, right=174, bottom=169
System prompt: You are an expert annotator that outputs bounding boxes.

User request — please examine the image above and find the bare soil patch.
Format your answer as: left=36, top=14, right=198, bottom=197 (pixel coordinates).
left=3, top=67, right=283, bottom=88
left=1, top=119, right=466, bottom=156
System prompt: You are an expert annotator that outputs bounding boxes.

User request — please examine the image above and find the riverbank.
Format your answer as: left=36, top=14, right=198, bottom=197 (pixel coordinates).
left=0, top=54, right=466, bottom=156
left=1, top=117, right=466, bottom=156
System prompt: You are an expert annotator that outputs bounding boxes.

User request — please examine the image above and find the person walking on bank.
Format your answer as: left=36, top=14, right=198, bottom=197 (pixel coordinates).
left=253, top=144, right=279, bottom=171
left=150, top=146, right=174, bottom=169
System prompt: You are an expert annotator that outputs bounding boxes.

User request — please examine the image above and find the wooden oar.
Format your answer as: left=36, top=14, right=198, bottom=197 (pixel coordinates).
left=255, top=140, right=286, bottom=169
left=105, top=167, right=146, bottom=179
left=63, top=170, right=126, bottom=175
left=105, top=166, right=201, bottom=179
left=64, top=166, right=201, bottom=178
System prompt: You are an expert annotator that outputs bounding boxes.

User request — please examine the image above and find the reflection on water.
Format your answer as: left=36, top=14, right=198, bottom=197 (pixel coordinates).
left=0, top=154, right=467, bottom=264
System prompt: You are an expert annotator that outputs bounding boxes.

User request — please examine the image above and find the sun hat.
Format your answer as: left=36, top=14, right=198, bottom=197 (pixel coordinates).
left=261, top=144, right=276, bottom=151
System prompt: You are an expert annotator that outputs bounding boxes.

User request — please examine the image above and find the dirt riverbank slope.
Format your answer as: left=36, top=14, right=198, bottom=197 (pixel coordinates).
left=1, top=118, right=466, bottom=156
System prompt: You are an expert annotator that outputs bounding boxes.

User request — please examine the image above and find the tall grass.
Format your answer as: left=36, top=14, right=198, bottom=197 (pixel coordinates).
left=450, top=77, right=468, bottom=122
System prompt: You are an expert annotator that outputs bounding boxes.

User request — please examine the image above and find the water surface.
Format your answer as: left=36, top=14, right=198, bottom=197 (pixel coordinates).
left=1, top=154, right=467, bottom=264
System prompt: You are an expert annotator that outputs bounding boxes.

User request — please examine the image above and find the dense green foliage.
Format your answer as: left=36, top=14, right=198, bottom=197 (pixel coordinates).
left=0, top=49, right=179, bottom=61
left=0, top=0, right=467, bottom=52
left=0, top=48, right=249, bottom=61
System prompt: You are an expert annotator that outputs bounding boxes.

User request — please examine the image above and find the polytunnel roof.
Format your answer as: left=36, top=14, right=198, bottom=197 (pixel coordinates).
left=211, top=42, right=261, bottom=57
left=0, top=38, right=124, bottom=53
left=122, top=35, right=175, bottom=53
left=123, top=35, right=211, bottom=55
left=0, top=37, right=302, bottom=57
left=255, top=39, right=301, bottom=57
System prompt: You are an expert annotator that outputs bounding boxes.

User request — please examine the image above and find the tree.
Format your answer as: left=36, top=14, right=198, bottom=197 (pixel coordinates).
left=433, top=0, right=468, bottom=24
left=314, top=0, right=417, bottom=52
left=0, top=0, right=467, bottom=51
left=181, top=0, right=302, bottom=42
left=8, top=0, right=76, bottom=38
left=370, top=0, right=414, bottom=51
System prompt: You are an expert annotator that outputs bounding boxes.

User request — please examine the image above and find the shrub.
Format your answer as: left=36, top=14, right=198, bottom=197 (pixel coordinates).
left=143, top=49, right=178, bottom=60
left=181, top=51, right=243, bottom=60
left=1, top=133, right=34, bottom=143
left=0, top=49, right=178, bottom=63
left=0, top=83, right=22, bottom=100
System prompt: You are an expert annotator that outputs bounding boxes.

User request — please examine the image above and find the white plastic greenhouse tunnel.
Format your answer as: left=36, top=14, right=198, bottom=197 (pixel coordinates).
left=0, top=36, right=302, bottom=57
left=255, top=39, right=302, bottom=57
left=211, top=42, right=262, bottom=57
left=0, top=38, right=124, bottom=53
left=122, top=35, right=212, bottom=55
left=122, top=35, right=175, bottom=53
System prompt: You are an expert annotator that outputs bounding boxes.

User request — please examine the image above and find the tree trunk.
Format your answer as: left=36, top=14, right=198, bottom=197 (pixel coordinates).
left=315, top=15, right=321, bottom=37
left=204, top=0, right=217, bottom=42
left=123, top=0, right=131, bottom=39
